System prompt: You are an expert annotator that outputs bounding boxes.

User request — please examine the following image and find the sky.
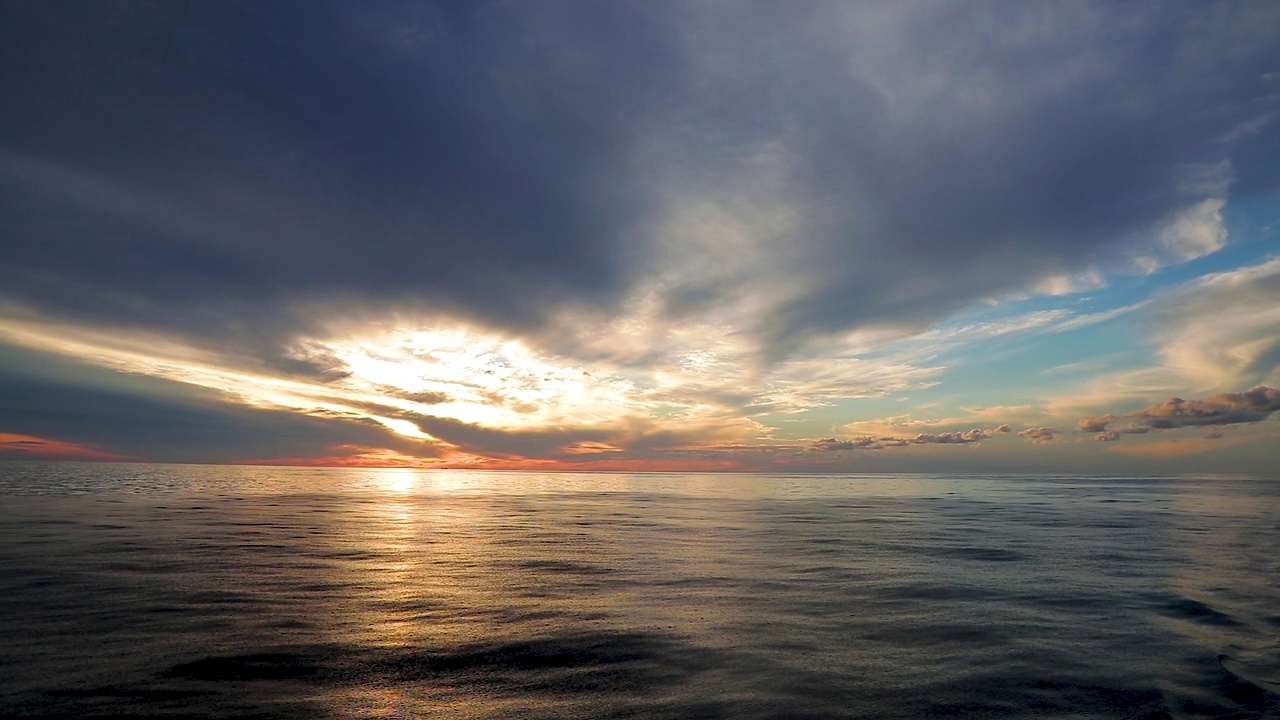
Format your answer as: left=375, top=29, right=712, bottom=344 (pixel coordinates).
left=2, top=1, right=1280, bottom=473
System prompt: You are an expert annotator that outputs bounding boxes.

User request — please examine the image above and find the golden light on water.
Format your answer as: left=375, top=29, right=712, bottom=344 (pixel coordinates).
left=379, top=468, right=418, bottom=494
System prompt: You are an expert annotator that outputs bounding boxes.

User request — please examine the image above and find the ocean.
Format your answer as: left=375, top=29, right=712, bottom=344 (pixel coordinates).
left=0, top=463, right=1276, bottom=718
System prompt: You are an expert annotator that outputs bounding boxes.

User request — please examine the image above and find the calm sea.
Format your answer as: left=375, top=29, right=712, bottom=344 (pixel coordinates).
left=0, top=463, right=1277, bottom=719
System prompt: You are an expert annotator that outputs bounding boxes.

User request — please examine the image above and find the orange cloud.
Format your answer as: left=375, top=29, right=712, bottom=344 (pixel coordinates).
left=0, top=432, right=136, bottom=461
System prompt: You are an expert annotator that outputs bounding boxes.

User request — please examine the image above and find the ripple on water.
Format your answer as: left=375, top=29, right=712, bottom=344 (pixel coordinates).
left=1, top=466, right=1278, bottom=719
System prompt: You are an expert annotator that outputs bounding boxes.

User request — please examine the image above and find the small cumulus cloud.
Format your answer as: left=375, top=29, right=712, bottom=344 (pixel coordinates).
left=811, top=437, right=887, bottom=452
left=1078, top=415, right=1118, bottom=433
left=912, top=428, right=994, bottom=444
left=1018, top=427, right=1062, bottom=444
left=810, top=426, right=1006, bottom=452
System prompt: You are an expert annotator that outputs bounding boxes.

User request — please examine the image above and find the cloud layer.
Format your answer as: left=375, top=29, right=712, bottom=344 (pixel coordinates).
left=2, top=2, right=1279, bottom=469
left=4, top=2, right=1278, bottom=359
left=1081, top=386, right=1280, bottom=440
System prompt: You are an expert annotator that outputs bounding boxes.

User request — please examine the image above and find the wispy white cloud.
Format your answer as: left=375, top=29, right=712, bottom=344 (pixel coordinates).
left=1152, top=257, right=1280, bottom=390
left=1146, top=197, right=1230, bottom=267
left=1042, top=257, right=1280, bottom=418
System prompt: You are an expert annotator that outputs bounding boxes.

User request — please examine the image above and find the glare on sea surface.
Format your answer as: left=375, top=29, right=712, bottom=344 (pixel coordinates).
left=379, top=467, right=418, bottom=494
left=361, top=467, right=488, bottom=496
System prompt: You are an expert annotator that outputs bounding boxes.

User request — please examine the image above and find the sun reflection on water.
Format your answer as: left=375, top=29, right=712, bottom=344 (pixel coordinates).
left=379, top=468, right=418, bottom=495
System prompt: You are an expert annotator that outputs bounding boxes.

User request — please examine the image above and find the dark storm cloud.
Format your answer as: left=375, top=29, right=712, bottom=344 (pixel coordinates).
left=0, top=0, right=654, bottom=348
left=603, top=2, right=1279, bottom=349
left=3, top=1, right=1279, bottom=360
left=0, top=345, right=425, bottom=463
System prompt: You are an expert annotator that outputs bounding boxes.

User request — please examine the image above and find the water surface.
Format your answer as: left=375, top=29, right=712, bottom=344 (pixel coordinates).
left=1, top=463, right=1277, bottom=718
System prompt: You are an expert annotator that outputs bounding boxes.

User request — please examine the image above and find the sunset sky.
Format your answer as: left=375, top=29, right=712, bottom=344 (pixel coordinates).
left=2, top=2, right=1279, bottom=472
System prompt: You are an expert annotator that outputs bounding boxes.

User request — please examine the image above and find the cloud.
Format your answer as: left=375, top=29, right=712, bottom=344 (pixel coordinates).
left=2, top=2, right=1277, bottom=367
left=1078, top=415, right=1117, bottom=433
left=842, top=411, right=1028, bottom=440
left=811, top=437, right=887, bottom=452
left=912, top=429, right=994, bottom=444
left=1044, top=257, right=1280, bottom=417
left=0, top=341, right=437, bottom=464
left=2, top=3, right=1279, bottom=468
left=1149, top=259, right=1280, bottom=390
left=1137, top=388, right=1280, bottom=427
left=810, top=426, right=1005, bottom=452
left=1081, top=386, right=1280, bottom=438
left=1080, top=415, right=1152, bottom=437
left=1018, top=427, right=1063, bottom=444
left=0, top=432, right=136, bottom=462
left=0, top=306, right=948, bottom=465
left=1144, top=197, right=1229, bottom=268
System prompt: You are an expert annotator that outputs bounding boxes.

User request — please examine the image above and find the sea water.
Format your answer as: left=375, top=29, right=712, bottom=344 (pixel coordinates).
left=0, top=463, right=1277, bottom=718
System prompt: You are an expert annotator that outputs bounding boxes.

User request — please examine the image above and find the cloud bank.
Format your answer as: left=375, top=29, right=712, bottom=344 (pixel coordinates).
left=810, top=425, right=1011, bottom=452
left=1081, top=386, right=1280, bottom=440
left=3, top=2, right=1278, bottom=359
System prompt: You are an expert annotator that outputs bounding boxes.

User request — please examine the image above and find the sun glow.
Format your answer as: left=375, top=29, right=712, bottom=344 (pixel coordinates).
left=312, top=328, right=652, bottom=429
left=371, top=416, right=437, bottom=441
left=0, top=306, right=952, bottom=467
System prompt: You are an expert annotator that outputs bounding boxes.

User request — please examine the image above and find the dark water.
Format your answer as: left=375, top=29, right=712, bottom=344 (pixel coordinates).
left=1, top=464, right=1277, bottom=718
